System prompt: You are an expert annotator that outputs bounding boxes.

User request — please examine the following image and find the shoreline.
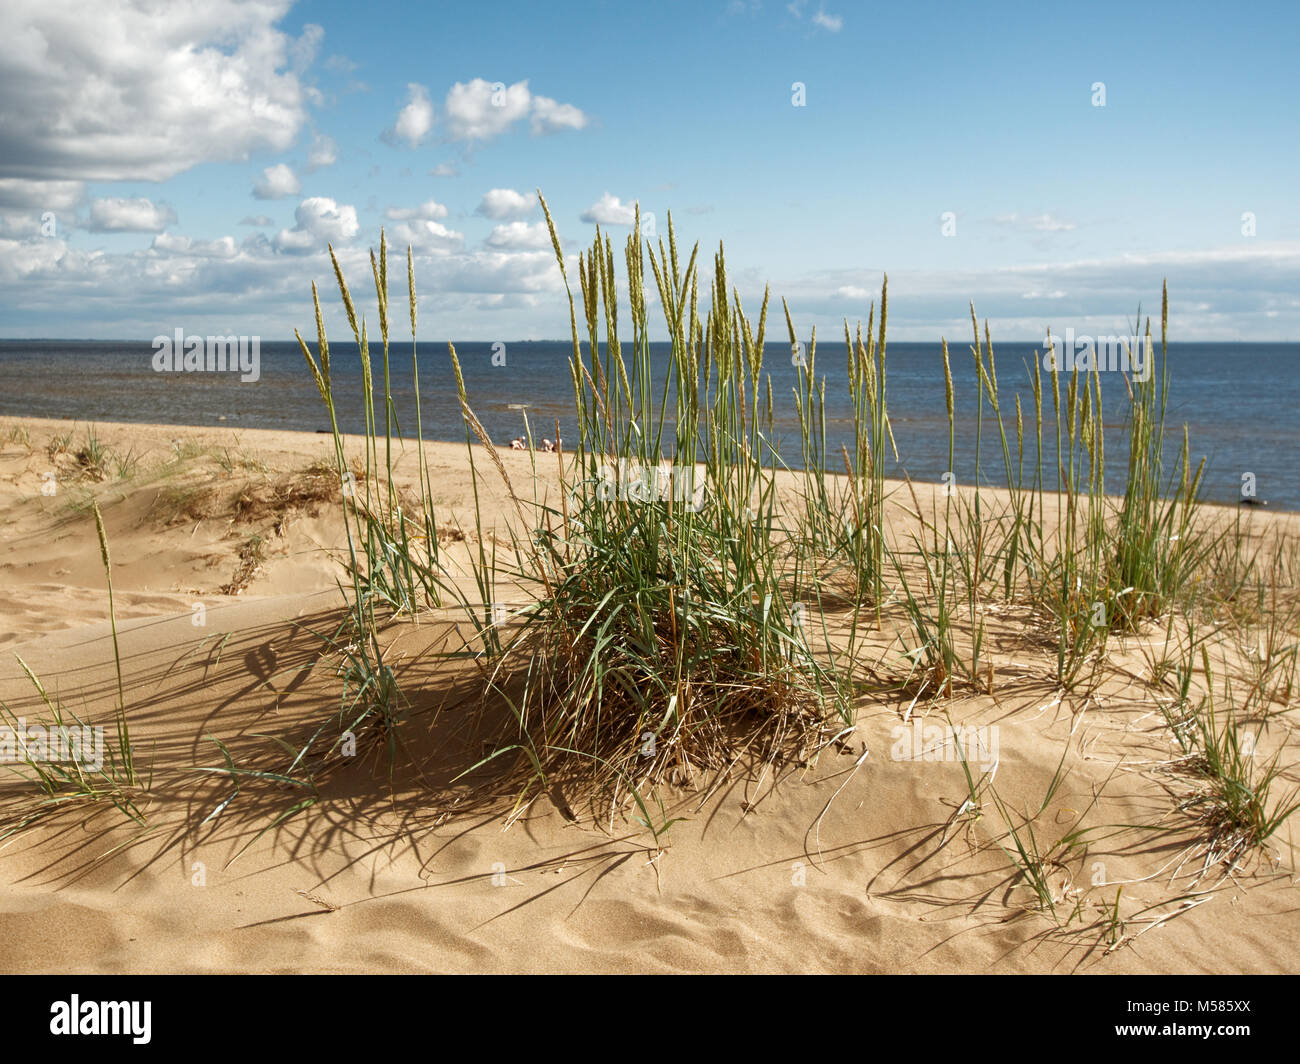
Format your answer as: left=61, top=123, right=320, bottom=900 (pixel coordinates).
left=3, top=413, right=1293, bottom=516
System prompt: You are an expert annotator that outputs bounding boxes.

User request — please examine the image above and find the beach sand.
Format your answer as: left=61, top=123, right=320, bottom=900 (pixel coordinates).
left=1, top=415, right=1297, bottom=974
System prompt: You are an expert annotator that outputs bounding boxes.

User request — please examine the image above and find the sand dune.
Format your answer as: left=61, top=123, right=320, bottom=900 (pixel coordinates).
left=1, top=416, right=1297, bottom=974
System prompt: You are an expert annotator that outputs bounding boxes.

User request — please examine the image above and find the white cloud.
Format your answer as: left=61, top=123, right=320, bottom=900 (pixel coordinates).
left=384, top=200, right=449, bottom=221
left=253, top=163, right=301, bottom=200
left=531, top=96, right=588, bottom=134
left=444, top=79, right=532, bottom=142
left=0, top=236, right=567, bottom=333
left=0, top=0, right=310, bottom=182
left=835, top=285, right=870, bottom=300
left=421, top=249, right=565, bottom=296
left=580, top=193, right=638, bottom=226
left=273, top=197, right=359, bottom=253
left=288, top=23, right=323, bottom=75
left=384, top=83, right=435, bottom=147
left=0, top=178, right=84, bottom=210
left=3, top=236, right=1298, bottom=344
left=429, top=162, right=459, bottom=177
left=0, top=213, right=42, bottom=238
left=377, top=79, right=589, bottom=148
left=239, top=215, right=274, bottom=227
left=485, top=221, right=551, bottom=250
left=151, top=232, right=237, bottom=259
left=389, top=219, right=463, bottom=253
left=0, top=180, right=82, bottom=236
left=0, top=236, right=84, bottom=285
left=475, top=189, right=534, bottom=219
left=812, top=9, right=843, bottom=31
left=87, top=197, right=177, bottom=233
left=307, top=133, right=338, bottom=170
left=443, top=78, right=588, bottom=143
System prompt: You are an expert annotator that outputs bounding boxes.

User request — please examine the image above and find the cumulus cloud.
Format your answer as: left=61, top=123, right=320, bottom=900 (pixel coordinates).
left=389, top=219, right=463, bottom=253
left=0, top=178, right=84, bottom=210
left=151, top=232, right=238, bottom=258
left=444, top=79, right=532, bottom=142
left=443, top=79, right=588, bottom=143
left=307, top=133, right=338, bottom=170
left=0, top=214, right=43, bottom=238
left=384, top=83, right=435, bottom=147
left=253, top=163, right=302, bottom=200
left=4, top=226, right=1296, bottom=344
left=0, top=178, right=82, bottom=236
left=421, top=249, right=565, bottom=296
left=384, top=200, right=449, bottom=221
left=380, top=79, right=587, bottom=148
left=86, top=197, right=177, bottom=233
left=273, top=197, right=359, bottom=253
left=0, top=0, right=311, bottom=182
left=429, top=162, right=459, bottom=177
left=530, top=96, right=588, bottom=134
left=475, top=189, right=534, bottom=220
left=811, top=8, right=843, bottom=31
left=239, top=215, right=274, bottom=227
left=0, top=230, right=346, bottom=337
left=579, top=193, right=638, bottom=226
left=485, top=221, right=551, bottom=250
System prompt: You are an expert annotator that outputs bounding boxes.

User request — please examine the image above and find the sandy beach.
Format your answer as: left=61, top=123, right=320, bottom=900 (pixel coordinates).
left=1, top=414, right=1296, bottom=974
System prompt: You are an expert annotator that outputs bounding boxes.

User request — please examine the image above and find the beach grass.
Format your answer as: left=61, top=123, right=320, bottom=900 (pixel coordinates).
left=0, top=503, right=147, bottom=839
left=219, top=192, right=1300, bottom=870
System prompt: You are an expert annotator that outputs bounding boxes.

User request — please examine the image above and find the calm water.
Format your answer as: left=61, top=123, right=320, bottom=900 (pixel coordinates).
left=1, top=340, right=1296, bottom=510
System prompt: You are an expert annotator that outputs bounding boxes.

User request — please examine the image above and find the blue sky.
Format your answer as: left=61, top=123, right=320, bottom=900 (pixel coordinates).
left=1, top=0, right=1297, bottom=341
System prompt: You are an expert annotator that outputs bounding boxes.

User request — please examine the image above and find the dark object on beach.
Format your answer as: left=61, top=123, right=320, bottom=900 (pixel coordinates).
left=1239, top=496, right=1268, bottom=507
left=315, top=429, right=329, bottom=434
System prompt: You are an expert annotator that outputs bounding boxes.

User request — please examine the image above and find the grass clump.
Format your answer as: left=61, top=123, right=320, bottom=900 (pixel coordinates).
left=295, top=199, right=856, bottom=816
left=460, top=204, right=850, bottom=805
left=0, top=503, right=146, bottom=839
left=892, top=285, right=1230, bottom=696
left=1172, top=646, right=1300, bottom=873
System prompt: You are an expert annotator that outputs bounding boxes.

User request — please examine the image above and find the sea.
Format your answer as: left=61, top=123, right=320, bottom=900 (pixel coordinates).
left=0, top=339, right=1295, bottom=510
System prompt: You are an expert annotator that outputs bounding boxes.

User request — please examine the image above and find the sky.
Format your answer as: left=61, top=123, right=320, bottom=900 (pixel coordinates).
left=0, top=0, right=1297, bottom=342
